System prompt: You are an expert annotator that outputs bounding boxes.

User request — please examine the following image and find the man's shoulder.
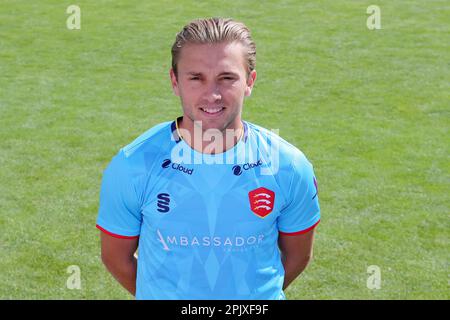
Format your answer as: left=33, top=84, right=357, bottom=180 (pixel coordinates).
left=121, top=120, right=173, bottom=158
left=246, top=121, right=309, bottom=165
left=104, top=120, right=174, bottom=175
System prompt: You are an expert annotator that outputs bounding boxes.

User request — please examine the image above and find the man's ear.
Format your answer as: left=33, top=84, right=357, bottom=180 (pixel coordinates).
left=170, top=68, right=180, bottom=96
left=245, top=70, right=257, bottom=97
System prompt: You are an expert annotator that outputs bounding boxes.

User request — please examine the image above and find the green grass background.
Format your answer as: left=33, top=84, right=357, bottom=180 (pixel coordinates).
left=0, top=0, right=448, bottom=299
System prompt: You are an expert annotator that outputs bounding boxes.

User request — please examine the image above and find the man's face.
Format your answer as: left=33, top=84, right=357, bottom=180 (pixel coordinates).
left=170, top=41, right=256, bottom=133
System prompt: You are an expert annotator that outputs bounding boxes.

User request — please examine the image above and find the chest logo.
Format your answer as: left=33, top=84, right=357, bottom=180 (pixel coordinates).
left=157, top=193, right=171, bottom=213
left=248, top=187, right=275, bottom=218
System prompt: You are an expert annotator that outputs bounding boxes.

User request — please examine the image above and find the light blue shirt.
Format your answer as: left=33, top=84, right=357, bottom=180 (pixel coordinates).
left=97, top=118, right=320, bottom=299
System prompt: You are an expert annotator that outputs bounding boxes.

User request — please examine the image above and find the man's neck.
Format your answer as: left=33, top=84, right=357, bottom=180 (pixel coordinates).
left=177, top=117, right=244, bottom=155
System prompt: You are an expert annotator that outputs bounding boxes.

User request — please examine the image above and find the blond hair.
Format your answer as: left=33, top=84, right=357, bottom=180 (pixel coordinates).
left=171, top=17, right=256, bottom=78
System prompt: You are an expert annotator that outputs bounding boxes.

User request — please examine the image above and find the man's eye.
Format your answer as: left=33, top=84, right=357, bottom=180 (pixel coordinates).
left=189, top=77, right=200, bottom=81
left=221, top=77, right=234, bottom=81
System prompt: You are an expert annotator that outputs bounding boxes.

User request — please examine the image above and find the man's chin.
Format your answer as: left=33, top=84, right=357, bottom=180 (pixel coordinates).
left=190, top=110, right=240, bottom=132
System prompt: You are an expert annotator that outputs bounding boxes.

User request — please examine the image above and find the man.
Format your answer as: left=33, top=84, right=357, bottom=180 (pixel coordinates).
left=96, top=17, right=320, bottom=300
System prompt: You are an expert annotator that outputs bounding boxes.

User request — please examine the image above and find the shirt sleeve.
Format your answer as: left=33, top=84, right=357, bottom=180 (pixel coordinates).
left=277, top=151, right=320, bottom=235
left=96, top=150, right=142, bottom=238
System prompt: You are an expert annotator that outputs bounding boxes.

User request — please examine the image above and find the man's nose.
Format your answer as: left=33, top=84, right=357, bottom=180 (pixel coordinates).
left=204, top=82, right=222, bottom=103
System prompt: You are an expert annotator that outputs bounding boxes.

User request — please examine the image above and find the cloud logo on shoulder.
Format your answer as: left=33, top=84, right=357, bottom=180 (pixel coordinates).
left=161, top=159, right=194, bottom=175
left=232, top=160, right=263, bottom=176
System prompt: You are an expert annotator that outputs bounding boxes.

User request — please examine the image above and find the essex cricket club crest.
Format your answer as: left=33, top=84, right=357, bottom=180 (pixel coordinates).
left=248, top=187, right=275, bottom=218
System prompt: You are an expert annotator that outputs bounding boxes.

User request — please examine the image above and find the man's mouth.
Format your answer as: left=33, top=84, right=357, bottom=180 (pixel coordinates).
left=200, top=107, right=225, bottom=115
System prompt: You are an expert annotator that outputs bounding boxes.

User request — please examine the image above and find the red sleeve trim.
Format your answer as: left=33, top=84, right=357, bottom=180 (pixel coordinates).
left=96, top=224, right=139, bottom=239
left=279, top=219, right=320, bottom=236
